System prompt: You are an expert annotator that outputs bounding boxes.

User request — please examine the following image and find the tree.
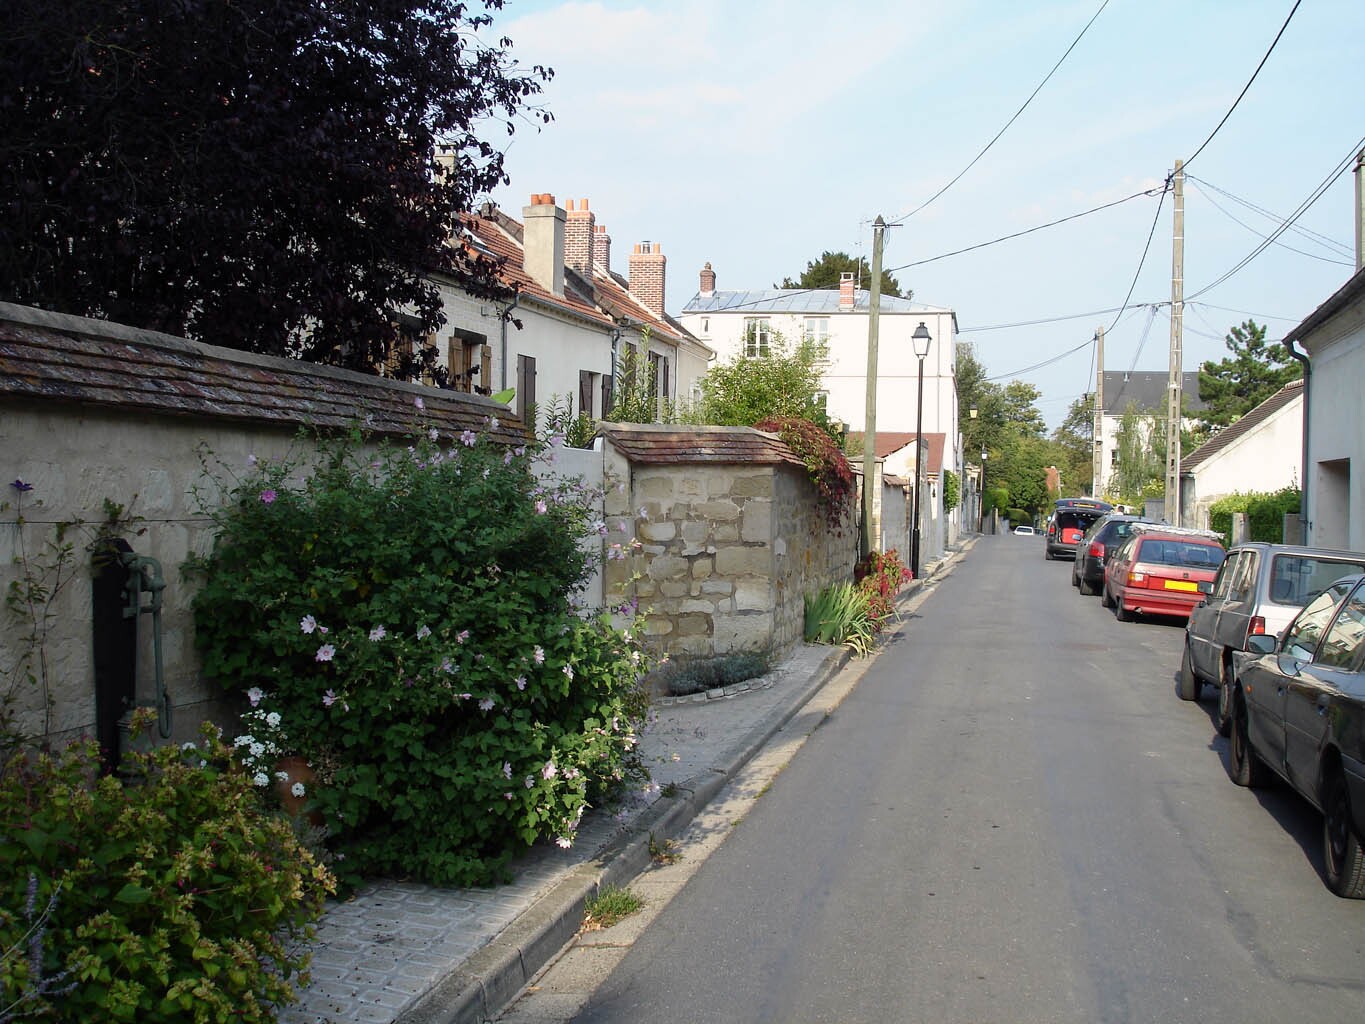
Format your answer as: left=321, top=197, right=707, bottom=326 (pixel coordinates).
left=1197, top=320, right=1302, bottom=428
left=683, top=329, right=833, bottom=433
left=0, top=0, right=550, bottom=376
left=777, top=251, right=907, bottom=299
left=1051, top=394, right=1095, bottom=496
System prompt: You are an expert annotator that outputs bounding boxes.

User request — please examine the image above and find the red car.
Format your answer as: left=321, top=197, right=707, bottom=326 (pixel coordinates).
left=1102, top=528, right=1226, bottom=622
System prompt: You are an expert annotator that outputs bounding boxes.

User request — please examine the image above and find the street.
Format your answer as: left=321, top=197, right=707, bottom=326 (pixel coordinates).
left=505, top=534, right=1365, bottom=1023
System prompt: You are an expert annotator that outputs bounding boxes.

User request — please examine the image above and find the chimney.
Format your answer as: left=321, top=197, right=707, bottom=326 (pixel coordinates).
left=593, top=224, right=611, bottom=274
left=838, top=271, right=855, bottom=311
left=522, top=193, right=565, bottom=296
left=565, top=198, right=595, bottom=275
left=629, top=241, right=667, bottom=316
left=699, top=262, right=716, bottom=296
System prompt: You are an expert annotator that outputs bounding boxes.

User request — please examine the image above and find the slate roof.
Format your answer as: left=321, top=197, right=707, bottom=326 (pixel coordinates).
left=1102, top=371, right=1206, bottom=415
left=848, top=431, right=947, bottom=475
left=683, top=289, right=949, bottom=316
left=1182, top=379, right=1304, bottom=472
left=599, top=423, right=804, bottom=468
left=0, top=303, right=530, bottom=443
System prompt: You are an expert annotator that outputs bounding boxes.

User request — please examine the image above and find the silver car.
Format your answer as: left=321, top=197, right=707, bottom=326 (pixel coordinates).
left=1180, top=542, right=1365, bottom=732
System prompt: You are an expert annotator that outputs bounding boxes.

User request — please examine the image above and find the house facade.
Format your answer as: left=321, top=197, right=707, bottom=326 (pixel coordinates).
left=1178, top=379, right=1303, bottom=531
left=1284, top=265, right=1365, bottom=549
left=1095, top=370, right=1206, bottom=499
left=423, top=195, right=712, bottom=433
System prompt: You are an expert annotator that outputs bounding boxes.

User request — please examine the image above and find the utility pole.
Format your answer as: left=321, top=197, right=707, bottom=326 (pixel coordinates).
left=1092, top=325, right=1104, bottom=498
left=1355, top=148, right=1365, bottom=271
left=860, top=216, right=887, bottom=559
left=1164, top=160, right=1184, bottom=526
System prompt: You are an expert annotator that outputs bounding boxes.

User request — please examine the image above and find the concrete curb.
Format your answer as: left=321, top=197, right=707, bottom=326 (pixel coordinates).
left=399, top=643, right=852, bottom=1024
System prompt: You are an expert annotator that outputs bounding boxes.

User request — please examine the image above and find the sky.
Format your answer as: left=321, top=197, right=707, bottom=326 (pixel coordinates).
left=476, top=0, right=1365, bottom=429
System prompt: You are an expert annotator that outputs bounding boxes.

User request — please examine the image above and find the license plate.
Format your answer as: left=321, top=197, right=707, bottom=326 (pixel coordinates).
left=1164, top=580, right=1199, bottom=592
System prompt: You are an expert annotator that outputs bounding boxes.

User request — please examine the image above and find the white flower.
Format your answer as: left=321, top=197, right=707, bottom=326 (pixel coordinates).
left=275, top=770, right=289, bottom=783
left=234, top=733, right=255, bottom=748
left=502, top=761, right=513, bottom=779
left=416, top=625, right=432, bottom=639
left=562, top=664, right=574, bottom=681
left=290, top=782, right=307, bottom=798
left=429, top=428, right=440, bottom=441
left=556, top=836, right=573, bottom=849
left=299, top=615, right=317, bottom=634
left=479, top=697, right=495, bottom=711
left=533, top=645, right=545, bottom=664
left=525, top=776, right=535, bottom=789
left=252, top=772, right=270, bottom=788
left=369, top=625, right=387, bottom=642
left=542, top=761, right=557, bottom=779
left=265, top=711, right=281, bottom=729
left=247, top=686, right=264, bottom=706
left=249, top=742, right=266, bottom=758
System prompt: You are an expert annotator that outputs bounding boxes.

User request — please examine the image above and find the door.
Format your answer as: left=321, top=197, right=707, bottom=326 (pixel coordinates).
left=1210, top=549, right=1258, bottom=672
left=1191, top=551, right=1240, bottom=679
left=1257, top=588, right=1348, bottom=772
left=1284, top=585, right=1365, bottom=792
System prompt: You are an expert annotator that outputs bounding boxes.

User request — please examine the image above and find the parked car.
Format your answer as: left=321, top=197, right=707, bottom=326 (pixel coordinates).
left=1013, top=525, right=1036, bottom=536
left=1181, top=543, right=1365, bottom=730
left=1101, top=527, right=1226, bottom=622
left=1045, top=497, right=1114, bottom=560
left=1226, top=574, right=1365, bottom=897
left=1071, top=514, right=1149, bottom=596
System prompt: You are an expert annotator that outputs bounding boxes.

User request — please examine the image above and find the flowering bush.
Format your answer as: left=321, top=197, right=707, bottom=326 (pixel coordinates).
left=753, top=416, right=854, bottom=530
left=191, top=418, right=651, bottom=887
left=854, top=548, right=913, bottom=625
left=0, top=712, right=334, bottom=1023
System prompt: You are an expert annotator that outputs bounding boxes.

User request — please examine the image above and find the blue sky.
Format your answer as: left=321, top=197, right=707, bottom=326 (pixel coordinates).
left=479, top=0, right=1364, bottom=428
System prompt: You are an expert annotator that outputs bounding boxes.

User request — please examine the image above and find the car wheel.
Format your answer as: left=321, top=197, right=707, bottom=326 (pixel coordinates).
left=1078, top=575, right=1095, bottom=597
left=1114, top=594, right=1132, bottom=622
left=1229, top=695, right=1270, bottom=788
left=1100, top=583, right=1113, bottom=609
left=1177, top=641, right=1200, bottom=701
left=1323, top=771, right=1365, bottom=899
left=1216, top=657, right=1233, bottom=737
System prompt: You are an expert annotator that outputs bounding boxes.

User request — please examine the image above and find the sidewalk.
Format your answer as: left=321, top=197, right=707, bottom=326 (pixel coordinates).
left=278, top=544, right=968, bottom=1024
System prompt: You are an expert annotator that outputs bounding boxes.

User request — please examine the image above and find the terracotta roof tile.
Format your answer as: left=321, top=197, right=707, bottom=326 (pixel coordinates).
left=849, top=431, right=947, bottom=474
left=0, top=304, right=530, bottom=444
left=600, top=423, right=804, bottom=468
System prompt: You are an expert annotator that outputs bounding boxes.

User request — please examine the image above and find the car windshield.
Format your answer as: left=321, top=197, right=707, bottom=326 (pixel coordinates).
left=1268, top=554, right=1365, bottom=606
left=1138, top=540, right=1225, bottom=569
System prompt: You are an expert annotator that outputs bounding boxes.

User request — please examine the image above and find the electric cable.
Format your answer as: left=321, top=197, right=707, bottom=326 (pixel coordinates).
left=1183, top=0, right=1303, bottom=169
left=1101, top=177, right=1169, bottom=336
left=1187, top=179, right=1353, bottom=267
left=1187, top=174, right=1353, bottom=256
left=890, top=0, right=1113, bottom=223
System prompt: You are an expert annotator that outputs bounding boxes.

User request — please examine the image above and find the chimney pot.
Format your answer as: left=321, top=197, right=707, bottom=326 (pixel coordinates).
left=699, top=262, right=716, bottom=296
left=523, top=195, right=566, bottom=296
left=838, top=271, right=855, bottom=311
left=628, top=239, right=667, bottom=316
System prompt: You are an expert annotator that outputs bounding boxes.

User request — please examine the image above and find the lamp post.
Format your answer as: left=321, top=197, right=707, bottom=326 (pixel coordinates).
left=979, top=449, right=989, bottom=533
left=968, top=405, right=978, bottom=533
left=910, top=322, right=932, bottom=580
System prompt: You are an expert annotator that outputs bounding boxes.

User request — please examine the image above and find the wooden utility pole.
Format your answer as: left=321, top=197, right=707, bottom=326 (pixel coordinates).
left=1355, top=148, right=1365, bottom=270
left=1092, top=325, right=1104, bottom=498
left=1164, top=160, right=1184, bottom=526
left=861, top=216, right=887, bottom=559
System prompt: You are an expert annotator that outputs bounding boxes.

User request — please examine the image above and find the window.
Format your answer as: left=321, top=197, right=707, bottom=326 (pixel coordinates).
left=579, top=370, right=597, bottom=419
left=1284, top=587, right=1346, bottom=661
left=804, top=317, right=830, bottom=343
left=700, top=317, right=710, bottom=335
left=744, top=318, right=771, bottom=358
left=1211, top=553, right=1241, bottom=602
left=446, top=329, right=488, bottom=393
left=1316, top=586, right=1365, bottom=670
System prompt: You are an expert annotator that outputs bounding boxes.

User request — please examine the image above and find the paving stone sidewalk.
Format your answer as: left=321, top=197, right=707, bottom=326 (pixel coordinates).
left=278, top=547, right=963, bottom=1024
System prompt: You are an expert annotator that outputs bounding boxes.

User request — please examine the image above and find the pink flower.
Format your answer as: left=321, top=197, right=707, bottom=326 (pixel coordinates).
left=428, top=428, right=439, bottom=441
left=535, top=499, right=548, bottom=514
left=414, top=396, right=425, bottom=410
left=556, top=836, right=573, bottom=849
left=502, top=761, right=513, bottom=779
left=504, top=792, right=514, bottom=800
left=455, top=629, right=470, bottom=644
left=246, top=687, right=264, bottom=707
left=461, top=429, right=477, bottom=447
left=478, top=697, right=495, bottom=711
left=315, top=644, right=336, bottom=662
left=369, top=625, right=387, bottom=642
left=260, top=489, right=277, bottom=504
left=515, top=675, right=527, bottom=691
left=541, top=761, right=557, bottom=779
left=562, top=664, right=574, bottom=681
left=533, top=646, right=545, bottom=665
left=416, top=625, right=431, bottom=639
left=323, top=689, right=337, bottom=707
left=300, top=615, right=318, bottom=634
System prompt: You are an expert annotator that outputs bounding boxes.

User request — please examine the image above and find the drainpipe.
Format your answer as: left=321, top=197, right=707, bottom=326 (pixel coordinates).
left=1285, top=337, right=1310, bottom=538
left=499, top=290, right=522, bottom=392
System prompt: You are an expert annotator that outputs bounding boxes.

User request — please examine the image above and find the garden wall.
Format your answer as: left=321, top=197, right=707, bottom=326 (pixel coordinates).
left=0, top=303, right=528, bottom=749
left=600, top=424, right=857, bottom=658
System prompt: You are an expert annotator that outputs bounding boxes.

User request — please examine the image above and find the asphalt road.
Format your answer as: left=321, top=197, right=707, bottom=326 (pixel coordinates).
left=552, top=535, right=1365, bottom=1023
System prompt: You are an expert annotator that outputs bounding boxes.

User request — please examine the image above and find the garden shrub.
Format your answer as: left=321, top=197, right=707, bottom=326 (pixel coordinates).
left=804, top=583, right=877, bottom=657
left=190, top=419, right=651, bottom=888
left=854, top=549, right=913, bottom=623
left=648, top=651, right=773, bottom=697
left=753, top=416, right=854, bottom=530
left=1207, top=486, right=1300, bottom=545
left=0, top=712, right=334, bottom=1023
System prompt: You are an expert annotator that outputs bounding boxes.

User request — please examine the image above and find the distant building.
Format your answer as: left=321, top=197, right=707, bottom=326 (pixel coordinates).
left=1095, top=370, right=1206, bottom=498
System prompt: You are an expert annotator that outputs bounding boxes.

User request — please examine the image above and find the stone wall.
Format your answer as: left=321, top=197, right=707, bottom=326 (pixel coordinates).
left=601, top=425, right=856, bottom=659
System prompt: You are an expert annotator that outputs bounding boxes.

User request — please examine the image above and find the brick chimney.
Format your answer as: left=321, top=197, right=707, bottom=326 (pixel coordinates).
left=522, top=193, right=565, bottom=296
left=629, top=241, right=666, bottom=316
left=838, top=271, right=855, bottom=311
left=564, top=198, right=594, bottom=275
left=699, top=262, right=716, bottom=296
left=593, top=224, right=611, bottom=274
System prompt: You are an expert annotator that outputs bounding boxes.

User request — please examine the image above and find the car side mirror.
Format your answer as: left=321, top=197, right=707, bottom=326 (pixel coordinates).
left=1246, top=634, right=1276, bottom=656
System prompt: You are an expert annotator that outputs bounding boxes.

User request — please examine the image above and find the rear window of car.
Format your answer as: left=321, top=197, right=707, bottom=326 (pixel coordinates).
left=1267, top=554, right=1365, bottom=606
left=1137, top=539, right=1225, bottom=569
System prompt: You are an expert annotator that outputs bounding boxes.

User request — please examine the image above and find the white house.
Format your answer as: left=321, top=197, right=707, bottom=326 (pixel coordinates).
left=1284, top=264, right=1365, bottom=549
left=1178, top=379, right=1303, bottom=531
left=421, top=195, right=712, bottom=433
left=1095, top=370, right=1207, bottom=498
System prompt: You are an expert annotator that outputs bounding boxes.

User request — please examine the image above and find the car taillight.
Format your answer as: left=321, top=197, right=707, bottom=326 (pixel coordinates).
left=1245, top=616, right=1266, bottom=645
left=1088, top=541, right=1105, bottom=558
left=1127, top=570, right=1148, bottom=588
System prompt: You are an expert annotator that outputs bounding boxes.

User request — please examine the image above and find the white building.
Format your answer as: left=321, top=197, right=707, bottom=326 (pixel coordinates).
left=1094, top=370, right=1206, bottom=499
left=1285, top=265, right=1365, bottom=549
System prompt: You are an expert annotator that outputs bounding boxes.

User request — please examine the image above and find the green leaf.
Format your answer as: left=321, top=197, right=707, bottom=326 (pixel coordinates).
left=490, top=388, right=516, bottom=405
left=113, top=883, right=153, bottom=905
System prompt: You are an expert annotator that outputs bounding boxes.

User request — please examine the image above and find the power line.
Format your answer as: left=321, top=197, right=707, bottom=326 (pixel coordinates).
left=1186, top=179, right=1354, bottom=267
left=985, top=337, right=1094, bottom=381
left=1183, top=0, right=1303, bottom=169
left=1186, top=174, right=1353, bottom=256
left=890, top=0, right=1113, bottom=224
left=1101, top=177, right=1170, bottom=336
left=1187, top=300, right=1301, bottom=323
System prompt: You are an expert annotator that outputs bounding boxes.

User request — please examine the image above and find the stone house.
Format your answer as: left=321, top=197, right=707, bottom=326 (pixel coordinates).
left=426, top=195, right=713, bottom=433
left=1284, top=264, right=1365, bottom=549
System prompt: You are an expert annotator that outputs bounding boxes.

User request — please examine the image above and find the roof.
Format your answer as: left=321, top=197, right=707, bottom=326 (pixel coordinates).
left=683, top=288, right=951, bottom=317
left=849, top=431, right=947, bottom=475
left=599, top=423, right=804, bottom=468
left=0, top=303, right=530, bottom=444
left=1284, top=264, right=1365, bottom=348
left=1182, top=378, right=1304, bottom=472
left=1102, top=371, right=1206, bottom=415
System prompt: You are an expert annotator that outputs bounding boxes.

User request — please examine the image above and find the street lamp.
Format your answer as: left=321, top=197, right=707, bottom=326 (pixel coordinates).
left=910, top=322, right=932, bottom=580
left=979, top=449, right=989, bottom=533
left=968, top=405, right=978, bottom=533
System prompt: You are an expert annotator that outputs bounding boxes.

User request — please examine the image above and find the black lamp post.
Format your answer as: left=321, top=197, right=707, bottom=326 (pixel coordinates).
left=910, top=322, right=932, bottom=580
left=979, top=449, right=989, bottom=533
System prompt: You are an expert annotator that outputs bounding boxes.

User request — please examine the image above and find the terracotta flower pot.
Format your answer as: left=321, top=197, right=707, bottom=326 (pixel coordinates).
left=274, top=755, right=323, bottom=827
